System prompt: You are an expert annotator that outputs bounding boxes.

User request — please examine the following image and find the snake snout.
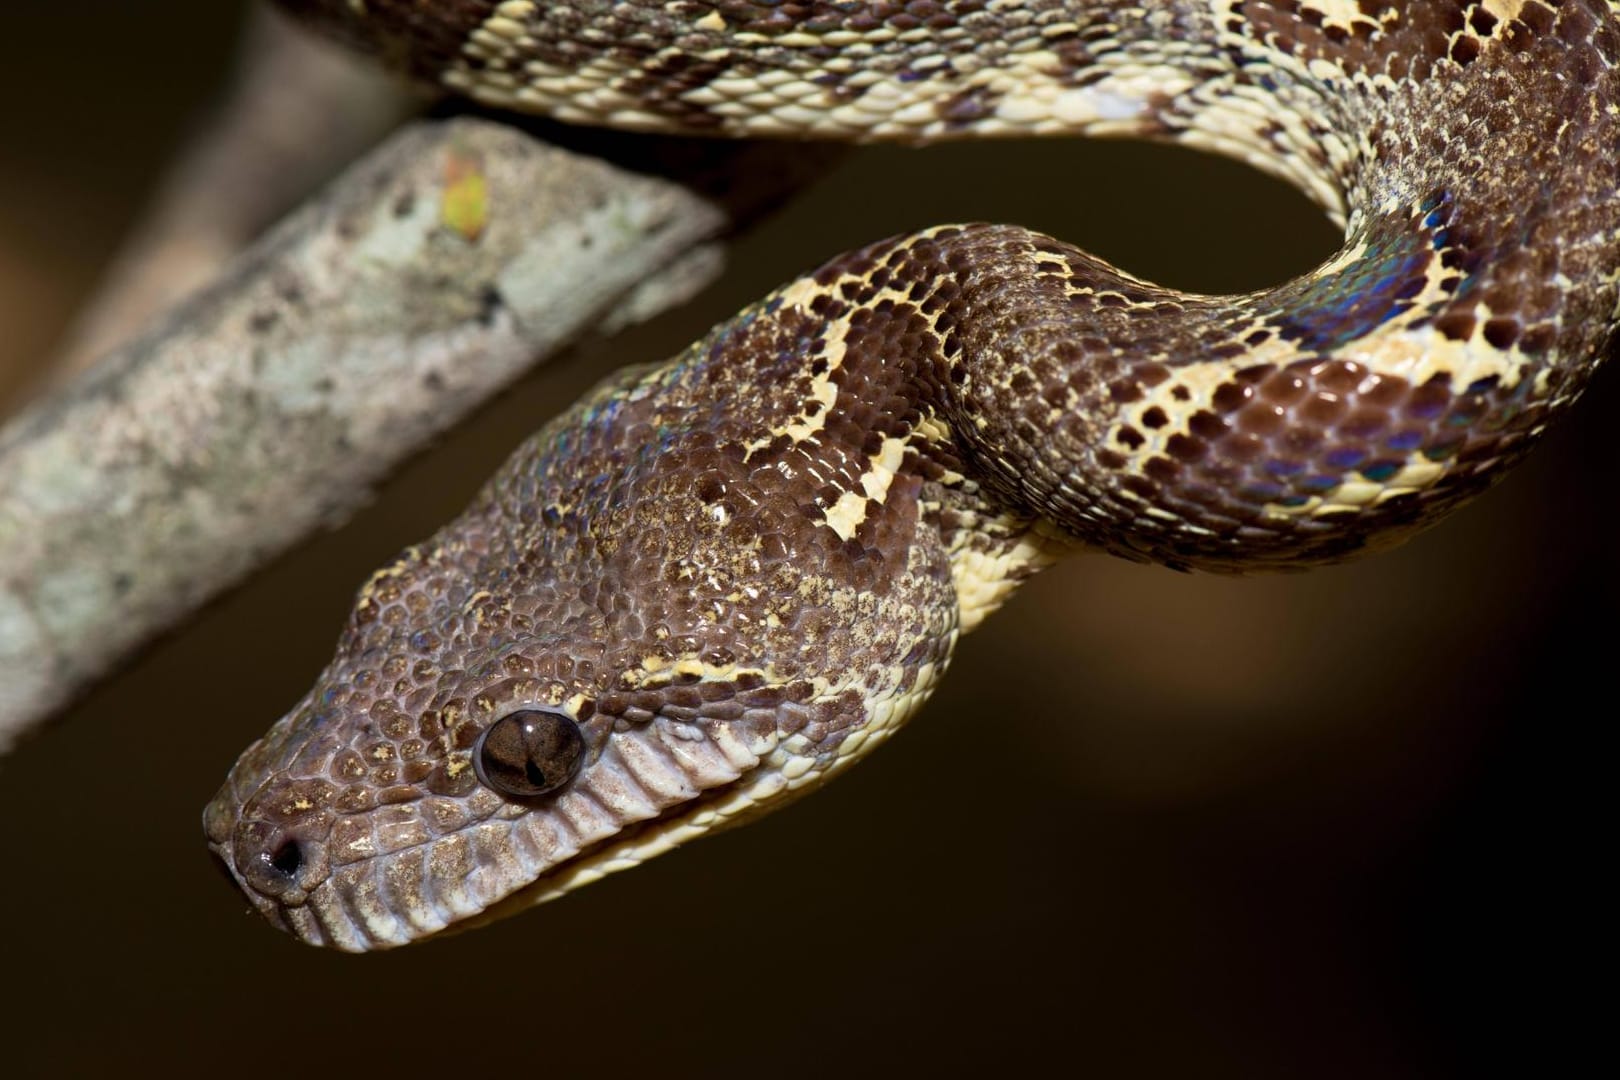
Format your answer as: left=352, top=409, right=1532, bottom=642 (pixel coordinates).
left=230, top=819, right=330, bottom=903
left=203, top=770, right=338, bottom=913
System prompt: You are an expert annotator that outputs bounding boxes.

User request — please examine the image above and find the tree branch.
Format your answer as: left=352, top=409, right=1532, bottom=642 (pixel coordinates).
left=45, top=6, right=418, bottom=386
left=0, top=116, right=829, bottom=749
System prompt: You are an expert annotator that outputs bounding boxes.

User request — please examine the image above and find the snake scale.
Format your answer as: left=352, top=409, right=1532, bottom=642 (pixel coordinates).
left=205, top=0, right=1619, bottom=950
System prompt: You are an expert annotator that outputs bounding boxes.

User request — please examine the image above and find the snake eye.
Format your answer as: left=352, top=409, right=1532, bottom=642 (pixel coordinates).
left=473, top=708, right=585, bottom=799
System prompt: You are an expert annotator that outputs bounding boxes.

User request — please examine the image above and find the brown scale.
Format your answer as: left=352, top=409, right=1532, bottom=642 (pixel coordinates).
left=209, top=1, right=1620, bottom=948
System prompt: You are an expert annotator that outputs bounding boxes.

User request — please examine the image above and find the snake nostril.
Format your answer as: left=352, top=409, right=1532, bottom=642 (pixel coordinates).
left=268, top=839, right=304, bottom=878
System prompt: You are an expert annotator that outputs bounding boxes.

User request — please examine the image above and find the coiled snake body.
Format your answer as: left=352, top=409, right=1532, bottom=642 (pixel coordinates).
left=207, top=0, right=1619, bottom=950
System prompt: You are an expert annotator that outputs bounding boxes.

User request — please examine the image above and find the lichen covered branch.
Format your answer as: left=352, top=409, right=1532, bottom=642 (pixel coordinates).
left=0, top=117, right=823, bottom=748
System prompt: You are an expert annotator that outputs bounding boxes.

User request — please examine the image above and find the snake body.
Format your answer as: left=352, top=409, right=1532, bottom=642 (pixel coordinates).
left=207, top=1, right=1619, bottom=949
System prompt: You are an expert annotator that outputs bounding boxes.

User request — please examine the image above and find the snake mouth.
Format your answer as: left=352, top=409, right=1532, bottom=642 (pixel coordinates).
left=208, top=660, right=933, bottom=950
left=204, top=723, right=812, bottom=951
left=431, top=769, right=775, bottom=943
left=231, top=765, right=786, bottom=951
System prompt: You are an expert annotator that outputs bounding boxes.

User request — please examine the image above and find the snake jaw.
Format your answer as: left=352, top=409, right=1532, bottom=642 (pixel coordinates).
left=203, top=681, right=798, bottom=950
left=206, top=656, right=940, bottom=950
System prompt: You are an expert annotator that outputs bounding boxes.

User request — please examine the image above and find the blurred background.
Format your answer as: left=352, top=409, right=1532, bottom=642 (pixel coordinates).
left=0, top=4, right=1610, bottom=1076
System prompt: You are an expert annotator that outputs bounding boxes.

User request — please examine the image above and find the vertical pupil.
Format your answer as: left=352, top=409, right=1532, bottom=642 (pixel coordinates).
left=475, top=708, right=585, bottom=799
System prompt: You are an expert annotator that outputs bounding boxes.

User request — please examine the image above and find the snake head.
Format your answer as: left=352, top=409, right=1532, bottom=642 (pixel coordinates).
left=202, top=541, right=778, bottom=949
left=203, top=410, right=952, bottom=950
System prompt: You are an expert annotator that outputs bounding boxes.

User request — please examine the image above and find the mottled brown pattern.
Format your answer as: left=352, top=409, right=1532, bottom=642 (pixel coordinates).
left=213, top=1, right=1619, bottom=948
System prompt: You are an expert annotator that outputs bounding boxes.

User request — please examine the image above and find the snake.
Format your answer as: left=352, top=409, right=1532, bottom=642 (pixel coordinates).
left=205, top=0, right=1619, bottom=951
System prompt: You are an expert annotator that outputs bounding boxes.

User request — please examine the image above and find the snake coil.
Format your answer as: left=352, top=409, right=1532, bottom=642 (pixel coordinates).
left=206, top=0, right=1619, bottom=950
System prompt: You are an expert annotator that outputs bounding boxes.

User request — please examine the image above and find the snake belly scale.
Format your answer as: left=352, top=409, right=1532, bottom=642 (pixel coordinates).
left=205, top=0, right=1619, bottom=949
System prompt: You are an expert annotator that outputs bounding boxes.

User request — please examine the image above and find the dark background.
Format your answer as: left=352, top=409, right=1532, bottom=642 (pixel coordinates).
left=0, top=4, right=1610, bottom=1076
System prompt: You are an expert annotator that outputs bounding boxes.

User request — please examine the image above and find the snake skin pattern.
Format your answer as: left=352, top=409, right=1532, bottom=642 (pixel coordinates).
left=206, top=0, right=1619, bottom=949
